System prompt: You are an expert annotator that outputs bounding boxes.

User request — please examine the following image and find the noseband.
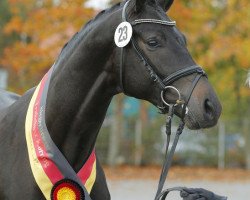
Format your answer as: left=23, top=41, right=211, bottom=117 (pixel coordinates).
left=117, top=1, right=207, bottom=200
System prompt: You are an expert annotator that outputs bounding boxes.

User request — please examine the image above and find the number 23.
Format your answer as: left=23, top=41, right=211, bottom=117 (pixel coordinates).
left=118, top=26, right=128, bottom=42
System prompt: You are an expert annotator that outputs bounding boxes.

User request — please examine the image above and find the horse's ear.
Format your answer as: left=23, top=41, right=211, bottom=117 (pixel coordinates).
left=157, top=0, right=174, bottom=12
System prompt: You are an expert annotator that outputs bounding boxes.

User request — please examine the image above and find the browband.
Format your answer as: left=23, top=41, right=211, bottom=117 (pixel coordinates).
left=132, top=19, right=176, bottom=26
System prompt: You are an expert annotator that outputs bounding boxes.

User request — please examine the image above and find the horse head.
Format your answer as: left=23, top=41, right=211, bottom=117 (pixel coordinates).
left=113, top=0, right=221, bottom=130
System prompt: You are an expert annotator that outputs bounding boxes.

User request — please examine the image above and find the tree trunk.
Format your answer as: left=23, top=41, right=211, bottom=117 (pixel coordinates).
left=218, top=121, right=225, bottom=169
left=244, top=114, right=250, bottom=170
left=134, top=101, right=148, bottom=166
left=107, top=94, right=123, bottom=167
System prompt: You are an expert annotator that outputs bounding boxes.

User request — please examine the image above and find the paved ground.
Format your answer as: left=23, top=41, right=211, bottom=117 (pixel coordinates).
left=108, top=179, right=250, bottom=200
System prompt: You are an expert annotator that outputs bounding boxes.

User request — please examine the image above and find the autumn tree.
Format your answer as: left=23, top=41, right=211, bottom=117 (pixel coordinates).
left=169, top=0, right=250, bottom=120
left=170, top=0, right=250, bottom=168
left=1, top=0, right=94, bottom=92
left=0, top=0, right=13, bottom=57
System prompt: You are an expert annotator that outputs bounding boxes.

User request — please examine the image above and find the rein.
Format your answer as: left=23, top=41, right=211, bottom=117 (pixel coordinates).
left=117, top=1, right=207, bottom=199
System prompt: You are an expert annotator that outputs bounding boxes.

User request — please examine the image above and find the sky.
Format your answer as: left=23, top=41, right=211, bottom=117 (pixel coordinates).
left=86, top=0, right=110, bottom=9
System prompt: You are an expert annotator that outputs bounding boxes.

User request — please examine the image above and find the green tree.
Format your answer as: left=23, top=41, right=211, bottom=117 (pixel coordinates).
left=0, top=0, right=12, bottom=57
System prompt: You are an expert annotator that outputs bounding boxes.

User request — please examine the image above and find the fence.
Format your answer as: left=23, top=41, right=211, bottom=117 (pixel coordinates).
left=96, top=106, right=250, bottom=169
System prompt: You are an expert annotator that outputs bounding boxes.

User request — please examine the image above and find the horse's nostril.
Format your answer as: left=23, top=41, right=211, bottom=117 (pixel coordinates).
left=204, top=99, right=215, bottom=120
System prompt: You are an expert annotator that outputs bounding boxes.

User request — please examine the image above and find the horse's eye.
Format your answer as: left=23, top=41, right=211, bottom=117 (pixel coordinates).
left=147, top=40, right=159, bottom=48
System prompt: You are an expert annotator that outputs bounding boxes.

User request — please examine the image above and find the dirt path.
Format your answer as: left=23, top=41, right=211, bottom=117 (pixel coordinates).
left=108, top=179, right=250, bottom=200
left=104, top=166, right=250, bottom=182
left=104, top=166, right=250, bottom=200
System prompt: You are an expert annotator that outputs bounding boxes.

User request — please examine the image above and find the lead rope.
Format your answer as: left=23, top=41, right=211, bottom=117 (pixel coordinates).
left=154, top=73, right=205, bottom=200
left=154, top=104, right=185, bottom=200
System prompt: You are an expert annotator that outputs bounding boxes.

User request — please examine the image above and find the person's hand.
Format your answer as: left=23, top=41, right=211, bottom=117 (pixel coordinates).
left=180, top=188, right=227, bottom=200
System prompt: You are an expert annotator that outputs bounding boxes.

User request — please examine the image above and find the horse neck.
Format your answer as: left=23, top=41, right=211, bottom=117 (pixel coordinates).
left=45, top=13, right=121, bottom=171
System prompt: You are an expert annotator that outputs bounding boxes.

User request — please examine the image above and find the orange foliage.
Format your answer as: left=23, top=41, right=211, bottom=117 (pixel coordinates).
left=4, top=16, right=23, bottom=34
left=1, top=0, right=94, bottom=92
left=169, top=0, right=250, bottom=71
left=168, top=0, right=250, bottom=118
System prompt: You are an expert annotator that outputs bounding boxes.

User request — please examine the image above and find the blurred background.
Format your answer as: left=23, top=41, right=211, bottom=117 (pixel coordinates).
left=0, top=0, right=250, bottom=199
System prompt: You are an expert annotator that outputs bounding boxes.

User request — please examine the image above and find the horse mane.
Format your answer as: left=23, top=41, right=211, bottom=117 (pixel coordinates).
left=55, top=2, right=123, bottom=64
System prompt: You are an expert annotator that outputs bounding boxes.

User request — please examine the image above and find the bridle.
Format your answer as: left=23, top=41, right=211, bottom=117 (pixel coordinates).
left=119, top=0, right=206, bottom=117
left=117, top=1, right=207, bottom=199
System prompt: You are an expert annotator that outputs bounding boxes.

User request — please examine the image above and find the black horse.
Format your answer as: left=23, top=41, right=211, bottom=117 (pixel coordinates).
left=0, top=0, right=221, bottom=199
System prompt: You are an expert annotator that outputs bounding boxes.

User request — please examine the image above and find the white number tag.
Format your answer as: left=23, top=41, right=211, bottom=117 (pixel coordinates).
left=114, top=22, right=133, bottom=48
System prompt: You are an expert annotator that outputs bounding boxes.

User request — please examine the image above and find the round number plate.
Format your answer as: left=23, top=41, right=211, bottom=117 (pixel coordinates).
left=114, top=22, right=133, bottom=48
